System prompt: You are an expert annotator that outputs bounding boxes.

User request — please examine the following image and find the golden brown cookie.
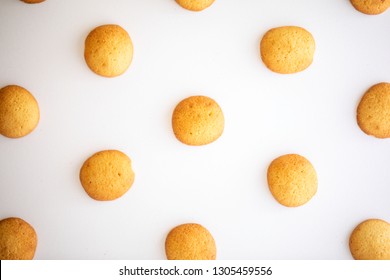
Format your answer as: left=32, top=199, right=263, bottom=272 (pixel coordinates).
left=0, top=217, right=37, bottom=260
left=350, top=0, right=390, bottom=15
left=267, top=154, right=318, bottom=207
left=84, top=24, right=133, bottom=77
left=21, top=0, right=46, bottom=3
left=165, top=223, right=216, bottom=260
left=349, top=219, right=390, bottom=260
left=0, top=85, right=40, bottom=138
left=260, top=26, right=315, bottom=74
left=79, top=150, right=135, bottom=201
left=175, top=0, right=215, bottom=11
left=172, top=95, right=224, bottom=146
left=357, top=82, right=390, bottom=138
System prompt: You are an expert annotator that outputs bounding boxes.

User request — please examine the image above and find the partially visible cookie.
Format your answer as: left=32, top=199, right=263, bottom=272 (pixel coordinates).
left=172, top=95, right=224, bottom=146
left=349, top=219, right=390, bottom=260
left=175, top=0, right=215, bottom=11
left=84, top=24, right=133, bottom=77
left=357, top=82, right=390, bottom=138
left=267, top=154, right=318, bottom=207
left=0, top=85, right=40, bottom=138
left=0, top=217, right=37, bottom=260
left=350, top=0, right=390, bottom=15
left=79, top=150, right=135, bottom=201
left=260, top=26, right=315, bottom=74
left=165, top=223, right=216, bottom=260
left=21, top=0, right=46, bottom=3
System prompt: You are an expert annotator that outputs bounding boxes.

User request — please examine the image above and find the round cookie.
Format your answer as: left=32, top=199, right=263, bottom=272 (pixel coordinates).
left=0, top=85, right=40, bottom=138
left=175, top=0, right=215, bottom=11
left=21, top=0, right=46, bottom=3
left=350, top=0, right=390, bottom=15
left=349, top=219, right=390, bottom=260
left=357, top=82, right=390, bottom=138
left=172, top=95, right=224, bottom=146
left=165, top=223, right=216, bottom=260
left=79, top=150, right=135, bottom=201
left=84, top=24, right=133, bottom=77
left=260, top=26, right=315, bottom=74
left=267, top=154, right=318, bottom=207
left=0, top=217, right=37, bottom=260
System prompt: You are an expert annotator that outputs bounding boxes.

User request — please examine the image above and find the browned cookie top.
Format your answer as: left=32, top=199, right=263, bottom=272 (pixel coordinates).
left=172, top=95, right=224, bottom=146
left=175, top=0, right=216, bottom=11
left=0, top=85, right=40, bottom=138
left=84, top=24, right=133, bottom=77
left=357, top=82, right=390, bottom=138
left=349, top=219, right=390, bottom=260
left=267, top=154, right=318, bottom=207
left=80, top=150, right=135, bottom=201
left=21, top=0, right=46, bottom=4
left=165, top=223, right=216, bottom=260
left=260, top=26, right=315, bottom=74
left=0, top=217, right=37, bottom=260
left=350, top=0, right=390, bottom=15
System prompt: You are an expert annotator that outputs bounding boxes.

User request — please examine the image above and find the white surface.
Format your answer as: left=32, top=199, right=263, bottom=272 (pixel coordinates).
left=0, top=0, right=389, bottom=260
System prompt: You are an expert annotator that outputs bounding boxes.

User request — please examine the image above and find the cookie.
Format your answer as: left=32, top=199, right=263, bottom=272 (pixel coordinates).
left=267, top=154, right=318, bottom=207
left=0, top=85, right=40, bottom=138
left=357, top=82, right=390, bottom=138
left=0, top=217, right=37, bottom=260
left=84, top=24, right=133, bottom=77
left=79, top=150, right=135, bottom=201
left=260, top=26, right=315, bottom=74
left=21, top=0, right=46, bottom=3
left=175, top=0, right=215, bottom=11
left=172, top=95, right=224, bottom=146
left=350, top=0, right=390, bottom=15
left=349, top=219, right=390, bottom=260
left=165, top=223, right=216, bottom=260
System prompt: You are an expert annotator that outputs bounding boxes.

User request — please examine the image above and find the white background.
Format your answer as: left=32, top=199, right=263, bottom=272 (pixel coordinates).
left=0, top=0, right=389, bottom=260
